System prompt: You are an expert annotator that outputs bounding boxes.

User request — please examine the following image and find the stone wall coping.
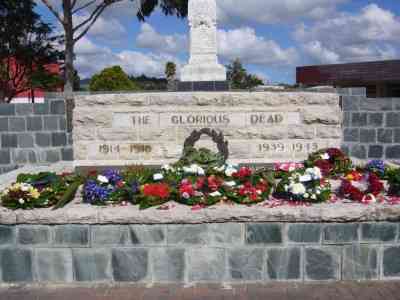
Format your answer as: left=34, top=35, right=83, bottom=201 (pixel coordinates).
left=1, top=200, right=400, bottom=225
left=74, top=91, right=340, bottom=107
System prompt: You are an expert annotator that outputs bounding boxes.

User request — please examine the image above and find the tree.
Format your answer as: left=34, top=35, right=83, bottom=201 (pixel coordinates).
left=165, top=61, right=177, bottom=80
left=0, top=0, right=62, bottom=103
left=89, top=65, right=139, bottom=92
left=226, top=58, right=264, bottom=90
left=40, top=0, right=188, bottom=97
left=165, top=61, right=177, bottom=91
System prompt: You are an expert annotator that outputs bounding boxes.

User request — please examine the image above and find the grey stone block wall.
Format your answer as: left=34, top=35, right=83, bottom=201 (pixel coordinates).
left=0, top=222, right=399, bottom=283
left=341, top=95, right=400, bottom=160
left=0, top=97, right=73, bottom=174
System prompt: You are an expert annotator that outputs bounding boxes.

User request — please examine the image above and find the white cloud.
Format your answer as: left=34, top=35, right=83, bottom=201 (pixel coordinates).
left=219, top=27, right=298, bottom=66
left=295, top=4, right=400, bottom=64
left=73, top=14, right=127, bottom=42
left=135, top=24, right=298, bottom=67
left=217, top=0, right=348, bottom=25
left=136, top=24, right=187, bottom=54
left=75, top=37, right=181, bottom=78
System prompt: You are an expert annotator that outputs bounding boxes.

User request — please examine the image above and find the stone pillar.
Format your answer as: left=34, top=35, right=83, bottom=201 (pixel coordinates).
left=181, top=0, right=226, bottom=82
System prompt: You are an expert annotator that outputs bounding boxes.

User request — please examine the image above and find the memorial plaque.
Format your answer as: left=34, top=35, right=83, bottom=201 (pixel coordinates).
left=74, top=92, right=342, bottom=167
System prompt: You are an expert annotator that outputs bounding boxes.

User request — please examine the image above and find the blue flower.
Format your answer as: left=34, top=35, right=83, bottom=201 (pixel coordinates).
left=84, top=180, right=111, bottom=203
left=366, top=160, right=385, bottom=176
left=102, top=169, right=122, bottom=185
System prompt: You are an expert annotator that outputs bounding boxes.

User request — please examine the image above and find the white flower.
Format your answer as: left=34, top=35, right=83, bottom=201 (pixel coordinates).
left=224, top=181, right=236, bottom=187
left=2, top=189, right=9, bottom=196
left=20, top=183, right=31, bottom=192
left=316, top=190, right=321, bottom=195
left=195, top=191, right=204, bottom=197
left=97, top=175, right=109, bottom=184
left=197, top=167, right=205, bottom=176
left=305, top=167, right=322, bottom=180
left=182, top=192, right=190, bottom=199
left=311, top=194, right=317, bottom=200
left=320, top=153, right=330, bottom=160
left=284, top=185, right=289, bottom=191
left=225, top=166, right=237, bottom=177
left=299, top=174, right=312, bottom=182
left=209, top=191, right=222, bottom=197
left=183, top=164, right=205, bottom=176
left=18, top=198, right=25, bottom=204
left=153, top=173, right=164, bottom=181
left=214, top=165, right=226, bottom=172
left=162, top=164, right=174, bottom=172
left=290, top=183, right=306, bottom=195
left=304, top=193, right=310, bottom=198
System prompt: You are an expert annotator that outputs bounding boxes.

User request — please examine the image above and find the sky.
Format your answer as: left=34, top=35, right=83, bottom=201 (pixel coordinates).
left=35, top=0, right=400, bottom=84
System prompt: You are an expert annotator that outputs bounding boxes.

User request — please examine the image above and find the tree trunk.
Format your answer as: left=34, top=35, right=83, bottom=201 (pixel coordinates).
left=62, top=0, right=75, bottom=132
left=63, top=0, right=74, bottom=100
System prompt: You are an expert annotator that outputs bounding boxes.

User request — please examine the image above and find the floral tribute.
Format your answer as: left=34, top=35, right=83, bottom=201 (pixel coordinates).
left=305, top=148, right=352, bottom=177
left=340, top=171, right=384, bottom=204
left=275, top=167, right=331, bottom=202
left=222, top=166, right=273, bottom=205
left=0, top=172, right=80, bottom=209
left=4, top=148, right=400, bottom=210
left=83, top=169, right=133, bottom=205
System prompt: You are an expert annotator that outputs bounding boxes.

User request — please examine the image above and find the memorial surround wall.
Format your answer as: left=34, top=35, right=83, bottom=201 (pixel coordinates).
left=73, top=92, right=342, bottom=168
left=0, top=97, right=73, bottom=175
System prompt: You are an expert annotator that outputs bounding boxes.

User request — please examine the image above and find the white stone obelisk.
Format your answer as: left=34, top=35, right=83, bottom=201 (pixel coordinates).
left=181, top=0, right=226, bottom=82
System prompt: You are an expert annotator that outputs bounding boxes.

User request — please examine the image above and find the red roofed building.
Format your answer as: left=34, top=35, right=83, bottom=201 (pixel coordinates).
left=296, top=60, right=400, bottom=98
left=1, top=57, right=63, bottom=103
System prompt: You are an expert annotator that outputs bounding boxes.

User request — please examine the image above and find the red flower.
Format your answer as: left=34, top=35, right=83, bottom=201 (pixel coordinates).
left=208, top=175, right=222, bottom=192
left=327, top=148, right=344, bottom=158
left=116, top=181, right=125, bottom=188
left=195, top=177, right=205, bottom=189
left=314, top=159, right=333, bottom=176
left=143, top=183, right=170, bottom=199
left=179, top=182, right=195, bottom=197
left=233, top=167, right=252, bottom=179
left=368, top=173, right=384, bottom=196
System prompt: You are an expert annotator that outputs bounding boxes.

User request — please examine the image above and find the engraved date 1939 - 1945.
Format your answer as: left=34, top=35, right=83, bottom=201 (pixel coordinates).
left=258, top=142, right=319, bottom=153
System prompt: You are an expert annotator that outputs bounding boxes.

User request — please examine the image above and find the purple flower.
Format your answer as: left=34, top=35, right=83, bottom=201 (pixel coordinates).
left=366, top=160, right=385, bottom=176
left=102, top=169, right=122, bottom=185
left=84, top=180, right=111, bottom=203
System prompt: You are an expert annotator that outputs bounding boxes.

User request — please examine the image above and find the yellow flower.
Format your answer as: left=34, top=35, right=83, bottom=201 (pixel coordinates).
left=29, top=189, right=40, bottom=199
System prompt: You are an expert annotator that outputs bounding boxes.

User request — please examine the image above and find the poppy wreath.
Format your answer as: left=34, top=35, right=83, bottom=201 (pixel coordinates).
left=305, top=148, right=352, bottom=177
left=177, top=175, right=225, bottom=206
left=340, top=171, right=384, bottom=204
left=222, top=167, right=273, bottom=205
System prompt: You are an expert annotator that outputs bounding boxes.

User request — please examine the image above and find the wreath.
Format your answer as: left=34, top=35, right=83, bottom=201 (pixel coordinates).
left=340, top=171, right=384, bottom=204
left=305, top=148, right=352, bottom=177
left=176, top=128, right=229, bottom=169
left=275, top=167, right=331, bottom=203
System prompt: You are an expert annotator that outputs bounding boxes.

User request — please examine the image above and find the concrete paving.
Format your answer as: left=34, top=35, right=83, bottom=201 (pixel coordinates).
left=1, top=282, right=400, bottom=300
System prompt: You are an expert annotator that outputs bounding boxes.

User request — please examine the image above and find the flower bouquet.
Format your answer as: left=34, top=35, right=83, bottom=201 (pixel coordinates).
left=304, top=148, right=352, bottom=177
left=386, top=168, right=400, bottom=197
left=275, top=167, right=331, bottom=202
left=365, top=160, right=386, bottom=178
left=340, top=171, right=384, bottom=203
left=223, top=166, right=273, bottom=205
left=83, top=169, right=133, bottom=205
left=1, top=172, right=81, bottom=209
left=274, top=162, right=304, bottom=178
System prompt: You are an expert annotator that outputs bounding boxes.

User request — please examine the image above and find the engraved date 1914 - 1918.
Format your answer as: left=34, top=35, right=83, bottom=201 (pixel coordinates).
left=99, top=144, right=152, bottom=155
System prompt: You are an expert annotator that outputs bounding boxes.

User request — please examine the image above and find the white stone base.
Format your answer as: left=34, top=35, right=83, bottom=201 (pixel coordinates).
left=181, top=63, right=227, bottom=82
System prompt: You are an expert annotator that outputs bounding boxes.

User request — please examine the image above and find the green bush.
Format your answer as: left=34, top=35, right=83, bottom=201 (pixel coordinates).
left=89, top=66, right=139, bottom=92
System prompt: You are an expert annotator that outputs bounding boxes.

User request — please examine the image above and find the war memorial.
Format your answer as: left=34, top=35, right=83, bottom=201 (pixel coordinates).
left=0, top=0, right=400, bottom=286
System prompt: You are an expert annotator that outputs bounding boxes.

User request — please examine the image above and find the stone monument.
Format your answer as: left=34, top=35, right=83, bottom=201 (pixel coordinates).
left=180, top=0, right=228, bottom=91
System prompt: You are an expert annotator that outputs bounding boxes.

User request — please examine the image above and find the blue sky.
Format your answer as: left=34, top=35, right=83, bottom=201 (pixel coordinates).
left=36, top=0, right=400, bottom=83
